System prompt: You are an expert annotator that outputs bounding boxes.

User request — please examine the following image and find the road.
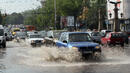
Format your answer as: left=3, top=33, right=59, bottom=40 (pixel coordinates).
left=0, top=41, right=130, bottom=73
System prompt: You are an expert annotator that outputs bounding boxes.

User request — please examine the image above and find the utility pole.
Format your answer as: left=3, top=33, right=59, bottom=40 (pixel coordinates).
left=54, top=0, right=57, bottom=29
left=98, top=8, right=102, bottom=31
left=110, top=1, right=121, bottom=32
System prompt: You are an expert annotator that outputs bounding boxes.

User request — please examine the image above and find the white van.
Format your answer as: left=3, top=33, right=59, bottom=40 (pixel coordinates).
left=0, top=25, right=6, bottom=48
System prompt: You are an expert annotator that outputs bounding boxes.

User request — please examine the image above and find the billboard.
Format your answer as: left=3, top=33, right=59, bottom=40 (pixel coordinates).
left=107, top=0, right=123, bottom=19
left=60, top=16, right=74, bottom=28
left=67, top=16, right=74, bottom=27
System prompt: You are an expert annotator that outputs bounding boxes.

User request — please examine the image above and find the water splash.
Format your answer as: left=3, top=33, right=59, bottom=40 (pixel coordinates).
left=14, top=41, right=130, bottom=67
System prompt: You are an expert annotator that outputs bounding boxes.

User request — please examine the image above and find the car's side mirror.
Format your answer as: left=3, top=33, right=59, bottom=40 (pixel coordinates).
left=63, top=40, right=67, bottom=43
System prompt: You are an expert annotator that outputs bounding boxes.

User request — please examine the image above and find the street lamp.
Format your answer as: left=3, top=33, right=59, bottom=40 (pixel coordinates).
left=109, top=13, right=112, bottom=19
left=120, top=13, right=123, bottom=18
left=109, top=1, right=121, bottom=32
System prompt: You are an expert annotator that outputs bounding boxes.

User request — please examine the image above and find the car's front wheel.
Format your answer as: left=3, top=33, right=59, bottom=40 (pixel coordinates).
left=121, top=43, right=124, bottom=47
left=2, top=42, right=6, bottom=48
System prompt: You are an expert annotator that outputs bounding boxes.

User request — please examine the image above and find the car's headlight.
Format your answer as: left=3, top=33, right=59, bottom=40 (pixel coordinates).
left=95, top=46, right=100, bottom=49
left=72, top=47, right=78, bottom=51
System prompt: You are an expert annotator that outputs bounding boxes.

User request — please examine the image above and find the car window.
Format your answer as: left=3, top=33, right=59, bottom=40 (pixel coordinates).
left=69, top=33, right=92, bottom=42
left=105, top=33, right=110, bottom=38
left=111, top=33, right=123, bottom=38
left=0, top=29, right=4, bottom=36
left=91, top=32, right=102, bottom=36
left=47, top=31, right=53, bottom=38
left=29, top=35, right=42, bottom=38
left=59, top=33, right=64, bottom=41
left=16, top=32, right=26, bottom=36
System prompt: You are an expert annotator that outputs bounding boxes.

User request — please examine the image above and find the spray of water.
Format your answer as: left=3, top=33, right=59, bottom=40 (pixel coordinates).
left=14, top=40, right=130, bottom=66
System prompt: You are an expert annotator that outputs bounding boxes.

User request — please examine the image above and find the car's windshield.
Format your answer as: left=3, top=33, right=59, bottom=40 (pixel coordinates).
left=29, top=35, right=42, bottom=38
left=69, top=33, right=92, bottom=42
left=111, top=33, right=123, bottom=38
left=16, top=32, right=26, bottom=36
left=91, top=32, right=102, bottom=36
left=0, top=29, right=4, bottom=36
left=53, top=31, right=63, bottom=39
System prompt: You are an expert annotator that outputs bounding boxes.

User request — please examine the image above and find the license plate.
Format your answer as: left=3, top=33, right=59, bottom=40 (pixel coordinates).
left=116, top=42, right=120, bottom=43
left=36, top=43, right=41, bottom=45
left=83, top=51, right=92, bottom=54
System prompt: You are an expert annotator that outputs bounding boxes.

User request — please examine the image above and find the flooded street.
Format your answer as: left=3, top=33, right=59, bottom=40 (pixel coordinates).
left=0, top=41, right=130, bottom=73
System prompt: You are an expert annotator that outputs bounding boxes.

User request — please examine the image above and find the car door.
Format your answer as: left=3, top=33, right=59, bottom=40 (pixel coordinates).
left=56, top=33, right=68, bottom=47
left=101, top=33, right=110, bottom=44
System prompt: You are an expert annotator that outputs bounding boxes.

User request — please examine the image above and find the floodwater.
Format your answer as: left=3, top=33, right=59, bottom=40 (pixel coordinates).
left=0, top=40, right=130, bottom=73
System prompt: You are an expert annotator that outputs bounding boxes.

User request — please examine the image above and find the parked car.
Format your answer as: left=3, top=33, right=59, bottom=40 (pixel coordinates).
left=127, top=32, right=130, bottom=43
left=101, top=32, right=125, bottom=47
left=0, top=25, right=6, bottom=48
left=26, top=33, right=44, bottom=47
left=11, top=28, right=20, bottom=36
left=122, top=32, right=129, bottom=44
left=56, top=32, right=102, bottom=59
left=39, top=31, right=47, bottom=38
left=15, top=31, right=27, bottom=40
left=90, top=32, right=103, bottom=44
left=6, top=32, right=13, bottom=41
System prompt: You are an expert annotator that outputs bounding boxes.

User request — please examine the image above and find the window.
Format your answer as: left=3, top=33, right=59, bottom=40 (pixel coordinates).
left=0, top=29, right=4, bottom=36
left=69, top=33, right=92, bottom=42
left=106, top=33, right=110, bottom=38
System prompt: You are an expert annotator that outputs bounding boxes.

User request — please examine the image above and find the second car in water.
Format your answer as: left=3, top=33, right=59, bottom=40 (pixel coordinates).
left=26, top=32, right=44, bottom=47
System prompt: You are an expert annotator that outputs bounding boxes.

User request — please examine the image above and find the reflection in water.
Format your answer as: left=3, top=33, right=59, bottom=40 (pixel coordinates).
left=0, top=48, right=6, bottom=59
left=0, top=48, right=6, bottom=73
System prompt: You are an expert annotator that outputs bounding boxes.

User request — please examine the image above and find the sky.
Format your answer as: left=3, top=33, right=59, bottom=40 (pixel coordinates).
left=0, top=0, right=41, bottom=14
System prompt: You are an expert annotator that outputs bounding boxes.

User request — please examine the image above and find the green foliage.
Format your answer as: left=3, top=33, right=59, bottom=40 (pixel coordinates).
left=23, top=0, right=83, bottom=30
left=3, top=13, right=24, bottom=24
left=23, top=0, right=107, bottom=30
left=85, top=0, right=107, bottom=29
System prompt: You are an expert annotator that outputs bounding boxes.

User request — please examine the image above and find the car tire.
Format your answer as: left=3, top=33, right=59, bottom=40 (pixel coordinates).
left=2, top=42, right=6, bottom=48
left=121, top=43, right=124, bottom=47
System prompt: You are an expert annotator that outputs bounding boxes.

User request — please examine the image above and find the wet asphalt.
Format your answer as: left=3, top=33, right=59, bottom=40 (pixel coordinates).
left=0, top=41, right=130, bottom=73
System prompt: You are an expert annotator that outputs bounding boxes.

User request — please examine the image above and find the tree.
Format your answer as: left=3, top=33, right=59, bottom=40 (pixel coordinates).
left=0, top=12, right=3, bottom=24
left=23, top=0, right=84, bottom=30
left=84, top=0, right=107, bottom=30
left=3, top=13, right=24, bottom=24
left=23, top=0, right=107, bottom=30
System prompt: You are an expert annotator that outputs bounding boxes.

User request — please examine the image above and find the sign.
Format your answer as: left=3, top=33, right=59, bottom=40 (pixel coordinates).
left=60, top=16, right=67, bottom=28
left=107, top=0, right=123, bottom=19
left=67, top=16, right=74, bottom=26
left=60, top=16, right=74, bottom=28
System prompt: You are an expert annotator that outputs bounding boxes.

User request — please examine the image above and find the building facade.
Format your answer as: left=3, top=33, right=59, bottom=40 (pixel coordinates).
left=107, top=0, right=130, bottom=31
